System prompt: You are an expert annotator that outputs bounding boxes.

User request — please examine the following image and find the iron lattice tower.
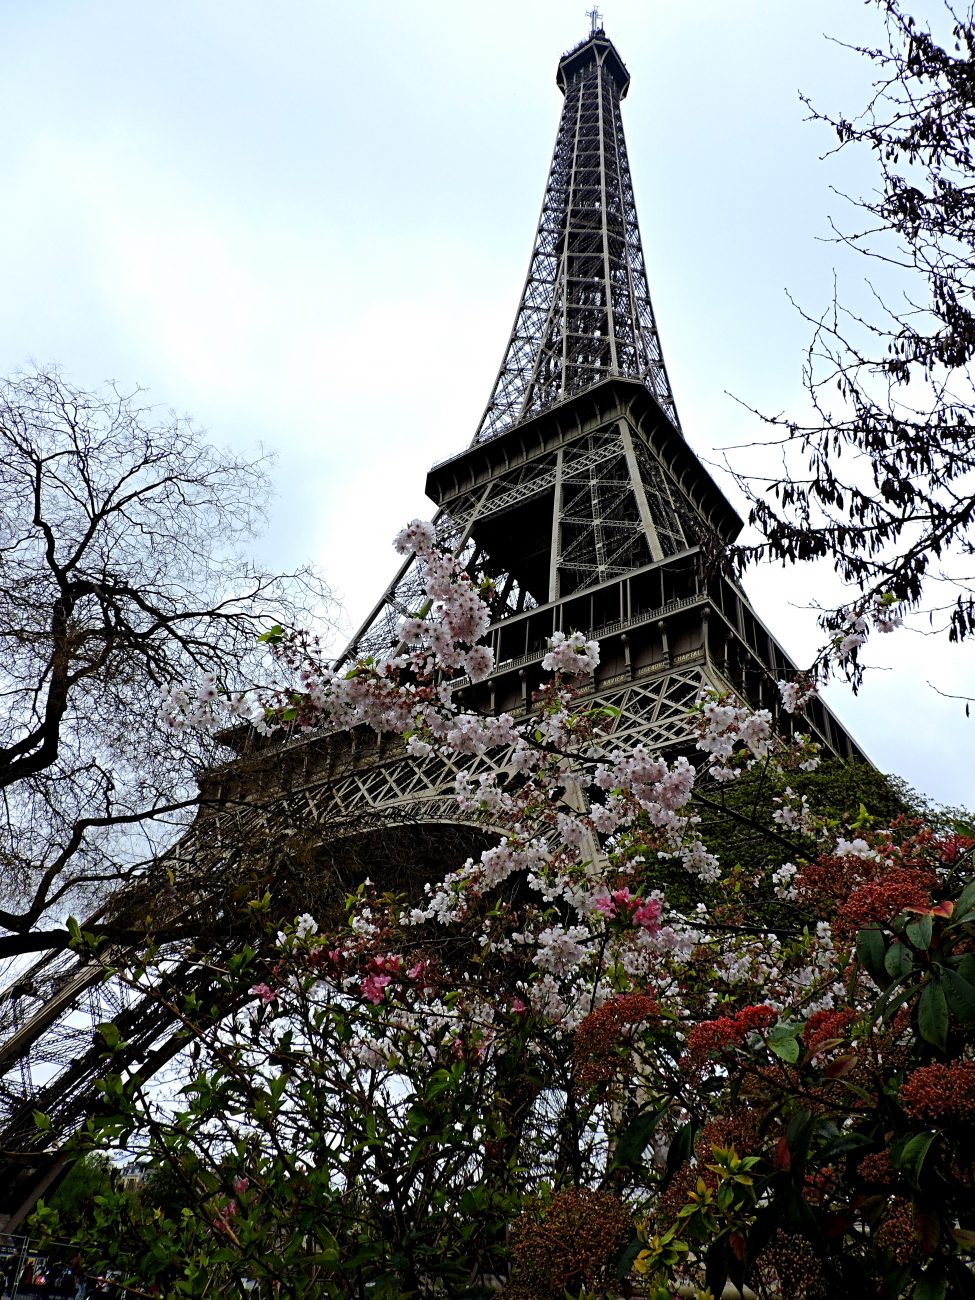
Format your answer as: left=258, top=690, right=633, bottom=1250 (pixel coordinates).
left=0, top=26, right=866, bottom=1229
left=474, top=29, right=678, bottom=442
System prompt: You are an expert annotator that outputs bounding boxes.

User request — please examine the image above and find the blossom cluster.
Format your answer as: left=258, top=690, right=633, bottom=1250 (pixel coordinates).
left=541, top=630, right=601, bottom=676
left=686, top=1005, right=778, bottom=1061
left=899, top=1061, right=975, bottom=1124
left=694, top=691, right=773, bottom=782
left=167, top=525, right=929, bottom=1100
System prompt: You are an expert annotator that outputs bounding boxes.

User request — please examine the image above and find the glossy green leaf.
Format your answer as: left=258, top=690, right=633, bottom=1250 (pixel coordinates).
left=786, top=1110, right=816, bottom=1166
left=893, top=1130, right=937, bottom=1189
left=884, top=940, right=914, bottom=979
left=769, top=1035, right=801, bottom=1063
left=906, top=913, right=933, bottom=951
left=917, top=981, right=948, bottom=1050
left=939, top=966, right=975, bottom=1026
left=664, top=1119, right=698, bottom=1184
left=611, top=1103, right=668, bottom=1170
left=856, top=926, right=888, bottom=986
left=951, top=877, right=975, bottom=921
left=614, top=1236, right=643, bottom=1280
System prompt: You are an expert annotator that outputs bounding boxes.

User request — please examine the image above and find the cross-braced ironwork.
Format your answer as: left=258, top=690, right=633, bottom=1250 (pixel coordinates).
left=474, top=30, right=679, bottom=444
left=0, top=25, right=868, bottom=1230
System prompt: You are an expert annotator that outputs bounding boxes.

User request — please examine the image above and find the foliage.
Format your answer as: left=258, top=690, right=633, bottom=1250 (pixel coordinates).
left=46, top=1152, right=116, bottom=1231
left=0, top=367, right=329, bottom=955
left=730, top=0, right=975, bottom=673
left=29, top=527, right=975, bottom=1298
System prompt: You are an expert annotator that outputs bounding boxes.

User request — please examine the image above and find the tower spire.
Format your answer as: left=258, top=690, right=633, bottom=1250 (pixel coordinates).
left=474, top=28, right=679, bottom=444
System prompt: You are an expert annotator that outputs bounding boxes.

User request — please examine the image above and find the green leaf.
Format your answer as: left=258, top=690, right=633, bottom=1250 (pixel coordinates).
left=614, top=1236, right=643, bottom=1281
left=769, top=1035, right=801, bottom=1063
left=664, top=1120, right=698, bottom=1185
left=939, top=966, right=975, bottom=1026
left=875, top=979, right=916, bottom=1024
left=768, top=1020, right=802, bottom=1042
left=611, top=1103, right=668, bottom=1170
left=32, top=1110, right=51, bottom=1132
left=917, top=981, right=948, bottom=1050
left=406, top=1105, right=430, bottom=1132
left=893, top=1130, right=938, bottom=1189
left=424, top=1070, right=454, bottom=1102
left=951, top=878, right=975, bottom=921
left=785, top=1110, right=816, bottom=1167
left=96, top=1021, right=120, bottom=1051
left=257, top=624, right=284, bottom=644
left=856, top=926, right=889, bottom=986
left=885, top=940, right=914, bottom=979
left=906, top=913, right=934, bottom=951
left=822, top=1130, right=872, bottom=1158
left=704, top=1237, right=727, bottom=1300
left=913, top=1267, right=947, bottom=1300
left=769, top=1019, right=800, bottom=1060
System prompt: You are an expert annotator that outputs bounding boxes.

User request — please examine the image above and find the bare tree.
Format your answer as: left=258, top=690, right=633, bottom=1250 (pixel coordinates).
left=0, top=367, right=329, bottom=953
left=730, top=0, right=975, bottom=680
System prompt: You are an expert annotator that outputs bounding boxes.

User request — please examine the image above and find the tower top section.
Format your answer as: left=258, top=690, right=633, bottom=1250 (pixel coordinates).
left=473, top=27, right=678, bottom=444
left=557, top=28, right=630, bottom=98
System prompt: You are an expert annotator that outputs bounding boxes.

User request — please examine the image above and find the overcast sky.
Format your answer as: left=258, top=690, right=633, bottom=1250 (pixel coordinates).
left=1, top=1, right=970, bottom=807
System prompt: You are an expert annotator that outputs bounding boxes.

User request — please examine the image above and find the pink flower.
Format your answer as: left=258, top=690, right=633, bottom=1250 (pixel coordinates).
left=361, top=973, right=392, bottom=1004
left=249, top=983, right=276, bottom=1004
left=595, top=888, right=634, bottom=919
left=232, top=1177, right=250, bottom=1196
left=633, top=899, right=662, bottom=931
left=511, top=996, right=528, bottom=1015
left=367, top=953, right=402, bottom=975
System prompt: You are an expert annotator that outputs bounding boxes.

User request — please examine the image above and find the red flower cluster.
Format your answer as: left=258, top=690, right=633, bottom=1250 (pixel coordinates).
left=938, top=833, right=975, bottom=866
left=802, top=1008, right=856, bottom=1056
left=686, top=1005, right=777, bottom=1061
left=837, top=867, right=935, bottom=937
left=796, top=847, right=939, bottom=936
left=899, top=1061, right=975, bottom=1125
left=857, top=1150, right=894, bottom=1187
left=573, top=993, right=660, bottom=1087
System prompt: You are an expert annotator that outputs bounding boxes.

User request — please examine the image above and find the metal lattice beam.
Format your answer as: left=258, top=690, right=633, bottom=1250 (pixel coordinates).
left=474, top=31, right=678, bottom=442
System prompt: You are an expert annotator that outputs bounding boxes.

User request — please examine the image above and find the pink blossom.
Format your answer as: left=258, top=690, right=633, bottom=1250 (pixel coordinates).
left=633, top=899, right=662, bottom=931
left=541, top=630, right=600, bottom=676
left=249, top=983, right=276, bottom=1004
left=367, top=953, right=403, bottom=975
left=361, top=973, right=392, bottom=1004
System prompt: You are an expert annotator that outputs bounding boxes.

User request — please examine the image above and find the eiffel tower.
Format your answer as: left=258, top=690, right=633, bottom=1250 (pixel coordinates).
left=0, top=21, right=865, bottom=1230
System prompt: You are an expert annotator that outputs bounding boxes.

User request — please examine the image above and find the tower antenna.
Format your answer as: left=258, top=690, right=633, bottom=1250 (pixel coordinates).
left=587, top=7, right=603, bottom=34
